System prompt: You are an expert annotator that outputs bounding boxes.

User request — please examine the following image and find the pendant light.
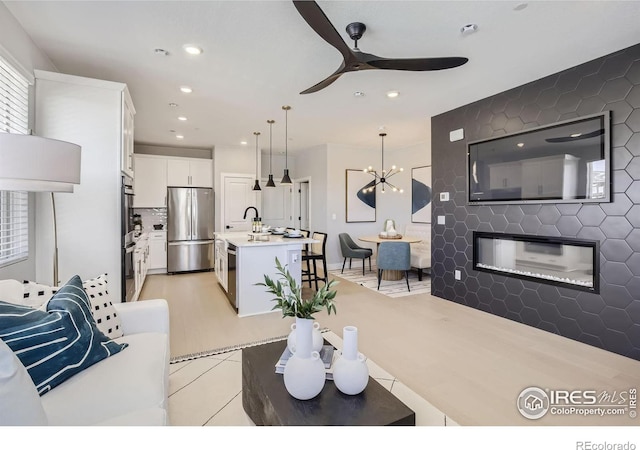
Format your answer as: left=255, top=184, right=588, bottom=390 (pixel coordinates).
left=363, top=132, right=404, bottom=194
left=266, top=119, right=276, bottom=187
left=280, top=105, right=292, bottom=185
left=252, top=131, right=261, bottom=191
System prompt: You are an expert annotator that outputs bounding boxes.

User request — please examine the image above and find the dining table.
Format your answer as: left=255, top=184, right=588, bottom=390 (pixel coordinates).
left=358, top=235, right=422, bottom=281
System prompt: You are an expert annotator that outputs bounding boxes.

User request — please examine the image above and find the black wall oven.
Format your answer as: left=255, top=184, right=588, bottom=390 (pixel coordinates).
left=121, top=175, right=136, bottom=302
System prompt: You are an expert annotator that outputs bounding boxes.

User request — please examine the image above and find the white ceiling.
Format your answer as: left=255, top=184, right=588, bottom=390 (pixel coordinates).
left=5, top=1, right=640, bottom=153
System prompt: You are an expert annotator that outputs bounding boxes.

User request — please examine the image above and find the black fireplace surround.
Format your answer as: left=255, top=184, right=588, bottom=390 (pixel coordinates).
left=431, top=43, right=640, bottom=360
left=473, top=232, right=600, bottom=293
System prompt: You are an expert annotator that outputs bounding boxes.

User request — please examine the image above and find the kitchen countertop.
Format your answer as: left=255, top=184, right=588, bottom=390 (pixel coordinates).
left=215, top=232, right=315, bottom=247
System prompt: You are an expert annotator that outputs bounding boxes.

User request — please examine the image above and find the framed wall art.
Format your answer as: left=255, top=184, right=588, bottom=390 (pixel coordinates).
left=411, top=166, right=432, bottom=223
left=345, top=169, right=376, bottom=222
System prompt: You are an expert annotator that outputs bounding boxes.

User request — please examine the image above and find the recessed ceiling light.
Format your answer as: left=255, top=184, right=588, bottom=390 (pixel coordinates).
left=183, top=45, right=203, bottom=55
left=461, top=24, right=478, bottom=35
left=154, top=48, right=169, bottom=56
left=570, top=133, right=582, bottom=138
left=178, top=116, right=187, bottom=121
left=168, top=102, right=178, bottom=107
left=354, top=91, right=365, bottom=97
left=517, top=142, right=525, bottom=148
left=386, top=91, right=399, bottom=98
left=176, top=135, right=184, bottom=140
left=180, top=86, right=193, bottom=94
left=240, top=141, right=248, bottom=145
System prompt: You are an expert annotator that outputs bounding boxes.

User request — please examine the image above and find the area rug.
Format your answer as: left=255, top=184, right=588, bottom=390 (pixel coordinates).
left=170, top=329, right=329, bottom=364
left=329, top=264, right=431, bottom=298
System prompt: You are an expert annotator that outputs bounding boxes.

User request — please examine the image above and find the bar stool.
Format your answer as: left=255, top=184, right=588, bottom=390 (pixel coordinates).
left=302, top=231, right=328, bottom=291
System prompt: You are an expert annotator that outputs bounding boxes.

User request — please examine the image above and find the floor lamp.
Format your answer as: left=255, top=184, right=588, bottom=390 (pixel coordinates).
left=0, top=133, right=81, bottom=285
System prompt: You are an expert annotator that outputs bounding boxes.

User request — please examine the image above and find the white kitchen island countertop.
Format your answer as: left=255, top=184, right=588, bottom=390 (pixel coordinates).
left=214, top=231, right=316, bottom=247
left=214, top=232, right=316, bottom=317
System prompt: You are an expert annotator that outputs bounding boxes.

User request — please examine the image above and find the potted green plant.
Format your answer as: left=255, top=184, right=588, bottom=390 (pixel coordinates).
left=257, top=257, right=338, bottom=319
left=257, top=257, right=339, bottom=400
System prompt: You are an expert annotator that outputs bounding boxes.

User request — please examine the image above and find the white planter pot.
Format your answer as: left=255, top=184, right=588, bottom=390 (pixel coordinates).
left=283, top=317, right=326, bottom=400
left=287, top=320, right=323, bottom=353
left=332, top=326, right=369, bottom=396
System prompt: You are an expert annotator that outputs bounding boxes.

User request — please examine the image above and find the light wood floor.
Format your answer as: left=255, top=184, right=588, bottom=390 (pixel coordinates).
left=140, top=270, right=640, bottom=426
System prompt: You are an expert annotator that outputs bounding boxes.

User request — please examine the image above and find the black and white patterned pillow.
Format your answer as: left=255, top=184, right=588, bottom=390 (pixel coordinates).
left=22, top=280, right=58, bottom=309
left=82, top=274, right=123, bottom=339
left=0, top=276, right=127, bottom=395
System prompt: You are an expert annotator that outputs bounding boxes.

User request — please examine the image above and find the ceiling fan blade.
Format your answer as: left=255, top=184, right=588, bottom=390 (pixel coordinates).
left=300, top=69, right=345, bottom=94
left=545, top=128, right=604, bottom=143
left=367, top=56, right=469, bottom=71
left=292, top=0, right=353, bottom=60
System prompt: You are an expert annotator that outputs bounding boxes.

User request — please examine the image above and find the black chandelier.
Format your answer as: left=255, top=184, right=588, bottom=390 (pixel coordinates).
left=266, top=119, right=276, bottom=187
left=363, top=133, right=403, bottom=193
left=281, top=105, right=293, bottom=185
left=252, top=131, right=261, bottom=191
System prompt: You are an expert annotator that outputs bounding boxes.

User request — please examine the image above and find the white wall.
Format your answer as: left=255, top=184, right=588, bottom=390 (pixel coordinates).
left=0, top=3, right=56, bottom=281
left=135, top=143, right=212, bottom=160
left=213, top=145, right=260, bottom=232
left=323, top=128, right=432, bottom=268
left=294, top=144, right=328, bottom=234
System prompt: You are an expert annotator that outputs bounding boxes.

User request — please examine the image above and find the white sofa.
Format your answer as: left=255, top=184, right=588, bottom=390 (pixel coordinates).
left=405, top=224, right=431, bottom=280
left=0, top=281, right=170, bottom=426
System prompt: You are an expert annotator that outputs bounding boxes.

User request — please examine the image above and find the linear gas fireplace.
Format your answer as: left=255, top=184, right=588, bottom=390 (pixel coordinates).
left=473, top=232, right=599, bottom=293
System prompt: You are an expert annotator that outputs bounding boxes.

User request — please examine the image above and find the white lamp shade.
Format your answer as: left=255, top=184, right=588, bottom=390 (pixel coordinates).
left=0, top=133, right=81, bottom=192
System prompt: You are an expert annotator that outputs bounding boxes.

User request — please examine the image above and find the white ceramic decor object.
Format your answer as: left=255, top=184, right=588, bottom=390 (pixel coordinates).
left=283, top=318, right=326, bottom=400
left=333, top=326, right=369, bottom=395
left=287, top=320, right=323, bottom=353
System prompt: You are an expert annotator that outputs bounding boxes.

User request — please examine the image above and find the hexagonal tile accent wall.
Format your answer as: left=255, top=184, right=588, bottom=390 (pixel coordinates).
left=431, top=44, right=640, bottom=360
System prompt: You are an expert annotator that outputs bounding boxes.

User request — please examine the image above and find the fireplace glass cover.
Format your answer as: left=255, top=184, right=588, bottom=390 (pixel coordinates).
left=473, top=232, right=599, bottom=293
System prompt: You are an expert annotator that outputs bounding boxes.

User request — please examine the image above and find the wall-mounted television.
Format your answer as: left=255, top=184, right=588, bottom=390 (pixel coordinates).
left=467, top=111, right=610, bottom=205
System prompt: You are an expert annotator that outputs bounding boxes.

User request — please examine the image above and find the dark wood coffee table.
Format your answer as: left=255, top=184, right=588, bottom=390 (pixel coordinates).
left=242, top=340, right=415, bottom=426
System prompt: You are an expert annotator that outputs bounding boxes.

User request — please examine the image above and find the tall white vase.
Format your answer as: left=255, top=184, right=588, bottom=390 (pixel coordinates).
left=283, top=317, right=326, bottom=400
left=287, top=320, right=323, bottom=353
left=332, top=326, right=369, bottom=395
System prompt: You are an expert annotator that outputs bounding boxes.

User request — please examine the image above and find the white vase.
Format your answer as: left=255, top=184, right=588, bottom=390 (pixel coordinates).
left=283, top=317, right=326, bottom=400
left=333, top=326, right=369, bottom=396
left=287, top=320, right=323, bottom=353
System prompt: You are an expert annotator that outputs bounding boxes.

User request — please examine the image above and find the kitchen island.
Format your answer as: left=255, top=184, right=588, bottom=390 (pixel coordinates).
left=214, top=232, right=316, bottom=317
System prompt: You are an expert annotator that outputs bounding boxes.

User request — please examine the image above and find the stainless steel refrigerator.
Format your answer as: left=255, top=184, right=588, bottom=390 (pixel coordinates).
left=167, top=187, right=214, bottom=273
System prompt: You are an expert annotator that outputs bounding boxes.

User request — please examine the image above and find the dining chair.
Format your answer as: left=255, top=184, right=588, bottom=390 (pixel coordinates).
left=376, top=241, right=411, bottom=292
left=301, top=231, right=328, bottom=291
left=338, top=233, right=372, bottom=276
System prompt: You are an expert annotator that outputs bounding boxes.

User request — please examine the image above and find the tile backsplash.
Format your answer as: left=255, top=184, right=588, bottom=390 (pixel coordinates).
left=134, top=208, right=167, bottom=233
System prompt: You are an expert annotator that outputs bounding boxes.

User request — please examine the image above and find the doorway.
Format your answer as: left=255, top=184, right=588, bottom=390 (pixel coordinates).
left=221, top=173, right=257, bottom=232
left=294, top=178, right=310, bottom=231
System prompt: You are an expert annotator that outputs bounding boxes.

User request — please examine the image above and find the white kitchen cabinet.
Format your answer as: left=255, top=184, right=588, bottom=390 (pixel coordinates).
left=521, top=154, right=579, bottom=199
left=215, top=239, right=228, bottom=292
left=34, top=70, right=135, bottom=298
left=148, top=231, right=167, bottom=272
left=121, top=98, right=135, bottom=179
left=134, top=155, right=168, bottom=207
left=489, top=161, right=522, bottom=190
left=167, top=158, right=213, bottom=187
left=133, top=235, right=149, bottom=302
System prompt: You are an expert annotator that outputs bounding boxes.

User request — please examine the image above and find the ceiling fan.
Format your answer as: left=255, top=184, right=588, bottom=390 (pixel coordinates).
left=292, top=0, right=469, bottom=94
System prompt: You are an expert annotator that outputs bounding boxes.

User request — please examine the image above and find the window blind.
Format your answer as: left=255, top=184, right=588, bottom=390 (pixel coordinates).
left=0, top=54, right=30, bottom=267
left=0, top=191, right=28, bottom=266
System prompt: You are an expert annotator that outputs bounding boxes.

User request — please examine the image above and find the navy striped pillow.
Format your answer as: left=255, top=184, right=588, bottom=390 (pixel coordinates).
left=0, top=275, right=127, bottom=395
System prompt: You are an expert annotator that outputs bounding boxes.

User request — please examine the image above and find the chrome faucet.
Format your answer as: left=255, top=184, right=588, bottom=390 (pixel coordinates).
left=243, top=206, right=259, bottom=220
